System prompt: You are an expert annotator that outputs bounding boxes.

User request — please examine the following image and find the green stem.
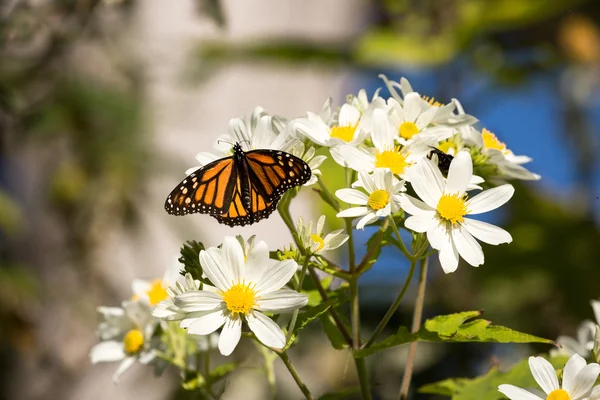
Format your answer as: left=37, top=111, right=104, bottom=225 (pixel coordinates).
left=356, top=219, right=389, bottom=274
left=308, top=267, right=353, bottom=346
left=398, top=257, right=429, bottom=400
left=354, top=357, right=372, bottom=400
left=363, top=257, right=418, bottom=348
left=346, top=217, right=361, bottom=350
left=389, top=216, right=414, bottom=261
left=278, top=351, right=315, bottom=400
left=286, top=256, right=310, bottom=342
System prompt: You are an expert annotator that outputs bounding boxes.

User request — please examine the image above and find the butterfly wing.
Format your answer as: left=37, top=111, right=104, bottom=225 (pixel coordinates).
left=244, top=149, right=312, bottom=202
left=214, top=181, right=280, bottom=227
left=164, top=157, right=238, bottom=216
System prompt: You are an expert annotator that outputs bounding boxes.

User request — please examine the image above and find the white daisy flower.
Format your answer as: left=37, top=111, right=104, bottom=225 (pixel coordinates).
left=153, top=272, right=201, bottom=321
left=90, top=301, right=157, bottom=383
left=400, top=151, right=514, bottom=273
left=296, top=215, right=349, bottom=255
left=552, top=301, right=600, bottom=359
left=554, top=321, right=597, bottom=359
left=188, top=110, right=292, bottom=174
left=480, top=128, right=541, bottom=181
left=131, top=257, right=185, bottom=307
left=378, top=74, right=477, bottom=128
left=336, top=169, right=405, bottom=230
left=293, top=103, right=366, bottom=148
left=171, top=237, right=307, bottom=356
left=498, top=354, right=600, bottom=400
left=387, top=96, right=453, bottom=146
left=335, top=109, right=432, bottom=180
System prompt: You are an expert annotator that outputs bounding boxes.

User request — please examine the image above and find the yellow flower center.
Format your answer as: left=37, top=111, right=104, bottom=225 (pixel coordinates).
left=482, top=128, right=507, bottom=152
left=399, top=121, right=419, bottom=139
left=123, top=329, right=144, bottom=354
left=375, top=146, right=408, bottom=175
left=310, top=234, right=325, bottom=251
left=147, top=280, right=168, bottom=306
left=437, top=140, right=457, bottom=154
left=422, top=95, right=443, bottom=107
left=222, top=281, right=257, bottom=315
left=330, top=124, right=357, bottom=142
left=437, top=193, right=469, bottom=224
left=367, top=190, right=389, bottom=211
left=547, top=389, right=570, bottom=400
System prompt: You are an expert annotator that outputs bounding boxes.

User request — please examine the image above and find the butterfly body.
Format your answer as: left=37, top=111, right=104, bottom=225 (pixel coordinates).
left=428, top=147, right=454, bottom=175
left=165, top=143, right=311, bottom=227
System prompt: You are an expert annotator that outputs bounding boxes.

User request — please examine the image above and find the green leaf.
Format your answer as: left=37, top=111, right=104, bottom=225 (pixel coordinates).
left=419, top=311, right=555, bottom=344
left=208, top=362, right=237, bottom=384
left=354, top=326, right=413, bottom=358
left=355, top=311, right=553, bottom=358
left=419, top=378, right=471, bottom=397
left=318, top=387, right=361, bottom=399
left=420, top=355, right=570, bottom=399
left=179, top=240, right=209, bottom=283
left=357, top=225, right=393, bottom=275
left=321, top=314, right=350, bottom=350
left=284, top=296, right=344, bottom=350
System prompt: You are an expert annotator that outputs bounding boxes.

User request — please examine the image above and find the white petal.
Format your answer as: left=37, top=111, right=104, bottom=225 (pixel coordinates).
left=566, top=360, right=600, bottom=398
left=439, top=241, right=459, bottom=273
left=427, top=221, right=449, bottom=250
left=359, top=171, right=377, bottom=194
left=563, top=354, right=587, bottom=394
left=405, top=214, right=433, bottom=233
left=462, top=218, right=512, bottom=245
left=445, top=151, right=473, bottom=196
left=131, top=279, right=151, bottom=297
left=174, top=291, right=223, bottom=312
left=403, top=93, right=422, bottom=122
left=218, top=316, right=242, bottom=356
left=467, top=184, right=515, bottom=215
left=186, top=310, right=228, bottom=335
left=113, top=357, right=136, bottom=384
left=337, top=206, right=369, bottom=218
left=400, top=194, right=435, bottom=215
left=256, top=260, right=297, bottom=294
left=336, top=188, right=368, bottom=205
left=357, top=213, right=379, bottom=230
left=244, top=240, right=270, bottom=284
left=408, top=158, right=444, bottom=209
left=338, top=104, right=361, bottom=127
left=222, top=236, right=245, bottom=280
left=337, top=145, right=375, bottom=172
left=293, top=117, right=329, bottom=146
left=257, top=288, right=308, bottom=313
left=195, top=152, right=220, bottom=167
left=451, top=226, right=484, bottom=267
left=497, top=384, right=544, bottom=400
left=529, top=356, right=559, bottom=394
left=90, top=341, right=125, bottom=363
left=592, top=301, right=600, bottom=326
left=322, top=231, right=349, bottom=250
left=372, top=108, right=394, bottom=148
left=247, top=311, right=286, bottom=350
left=200, top=248, right=232, bottom=292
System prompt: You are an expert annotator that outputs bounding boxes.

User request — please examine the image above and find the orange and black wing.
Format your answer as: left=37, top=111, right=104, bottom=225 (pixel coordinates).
left=244, top=149, right=311, bottom=202
left=164, top=157, right=238, bottom=216
left=214, top=179, right=280, bottom=227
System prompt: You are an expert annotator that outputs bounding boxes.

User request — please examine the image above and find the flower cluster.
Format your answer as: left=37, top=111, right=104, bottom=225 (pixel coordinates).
left=90, top=75, right=543, bottom=398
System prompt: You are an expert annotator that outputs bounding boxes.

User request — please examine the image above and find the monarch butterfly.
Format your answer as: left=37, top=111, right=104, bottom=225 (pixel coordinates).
left=165, top=143, right=312, bottom=226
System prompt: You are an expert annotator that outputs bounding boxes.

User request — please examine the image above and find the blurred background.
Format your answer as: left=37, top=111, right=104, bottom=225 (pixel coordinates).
left=1, top=0, right=599, bottom=399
